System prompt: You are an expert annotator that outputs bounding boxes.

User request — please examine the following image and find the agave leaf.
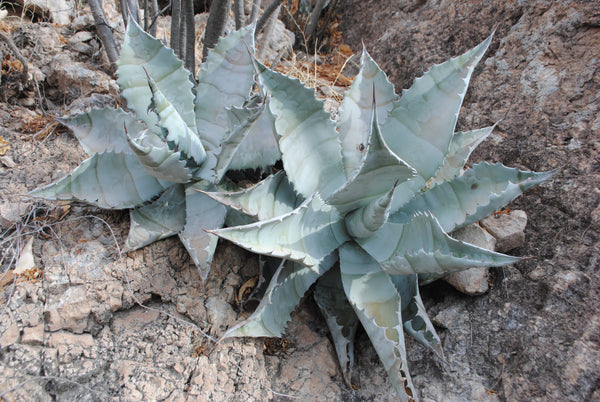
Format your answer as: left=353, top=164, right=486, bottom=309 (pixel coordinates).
left=344, top=183, right=395, bottom=239
left=59, top=107, right=145, bottom=156
left=428, top=125, right=494, bottom=186
left=146, top=76, right=207, bottom=167
left=339, top=242, right=416, bottom=401
left=385, top=35, right=493, bottom=211
left=314, top=265, right=359, bottom=387
left=337, top=48, right=398, bottom=177
left=179, top=181, right=227, bottom=281
left=224, top=208, right=256, bottom=227
left=210, top=195, right=349, bottom=270
left=127, top=130, right=195, bottom=183
left=256, top=62, right=347, bottom=200
left=227, top=99, right=280, bottom=171
left=125, top=184, right=186, bottom=250
left=223, top=254, right=336, bottom=338
left=202, top=170, right=300, bottom=221
left=206, top=103, right=265, bottom=183
left=30, top=152, right=169, bottom=209
left=390, top=162, right=556, bottom=233
left=358, top=211, right=521, bottom=276
left=195, top=25, right=256, bottom=151
left=117, top=18, right=196, bottom=133
left=327, top=104, right=415, bottom=214
left=390, top=274, right=443, bottom=359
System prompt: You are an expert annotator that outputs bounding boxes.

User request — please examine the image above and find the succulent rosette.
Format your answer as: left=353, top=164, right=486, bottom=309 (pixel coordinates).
left=207, top=35, right=553, bottom=399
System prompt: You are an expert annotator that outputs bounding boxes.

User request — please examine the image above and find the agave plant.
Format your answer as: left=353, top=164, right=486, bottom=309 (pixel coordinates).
left=30, top=19, right=279, bottom=280
left=207, top=35, right=553, bottom=399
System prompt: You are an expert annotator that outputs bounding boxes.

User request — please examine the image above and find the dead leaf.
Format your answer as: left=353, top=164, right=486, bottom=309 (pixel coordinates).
left=0, top=270, right=16, bottom=289
left=264, top=337, right=292, bottom=356
left=237, top=276, right=258, bottom=304
left=338, top=44, right=354, bottom=57
left=20, top=115, right=60, bottom=141
left=0, top=136, right=9, bottom=156
left=14, top=237, right=35, bottom=274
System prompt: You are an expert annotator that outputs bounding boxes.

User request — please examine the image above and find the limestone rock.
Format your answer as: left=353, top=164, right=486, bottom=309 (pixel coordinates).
left=46, top=54, right=118, bottom=100
left=15, top=0, right=73, bottom=25
left=0, top=200, right=30, bottom=229
left=480, top=209, right=528, bottom=252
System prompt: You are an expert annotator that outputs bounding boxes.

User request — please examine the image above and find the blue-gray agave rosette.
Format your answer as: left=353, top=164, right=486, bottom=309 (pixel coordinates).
left=207, top=35, right=554, bottom=399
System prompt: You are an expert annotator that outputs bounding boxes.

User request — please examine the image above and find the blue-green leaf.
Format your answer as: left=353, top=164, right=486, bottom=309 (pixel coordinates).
left=223, top=254, right=336, bottom=338
left=59, top=107, right=145, bottom=156
left=314, top=265, right=359, bottom=387
left=337, top=49, right=398, bottom=177
left=339, top=242, right=416, bottom=401
left=390, top=274, right=443, bottom=359
left=195, top=25, right=256, bottom=151
left=29, top=152, right=169, bottom=209
left=209, top=103, right=266, bottom=182
left=256, top=62, right=347, bottom=199
left=327, top=102, right=415, bottom=214
left=180, top=181, right=227, bottom=281
left=429, top=125, right=494, bottom=186
left=344, top=184, right=395, bottom=239
left=210, top=194, right=348, bottom=270
left=227, top=100, right=280, bottom=171
left=125, top=184, right=186, bottom=250
left=385, top=35, right=493, bottom=211
left=117, top=18, right=196, bottom=133
left=390, top=162, right=556, bottom=233
left=202, top=170, right=300, bottom=221
left=146, top=76, right=207, bottom=167
left=358, top=211, right=521, bottom=275
left=127, top=130, right=195, bottom=183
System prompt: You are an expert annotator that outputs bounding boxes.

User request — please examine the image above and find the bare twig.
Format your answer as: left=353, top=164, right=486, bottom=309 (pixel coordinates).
left=150, top=0, right=159, bottom=36
left=255, top=0, right=283, bottom=36
left=119, top=0, right=140, bottom=27
left=183, top=0, right=195, bottom=73
left=249, top=0, right=262, bottom=24
left=0, top=32, right=28, bottom=83
left=179, top=4, right=187, bottom=61
left=314, top=0, right=339, bottom=44
left=304, top=0, right=326, bottom=39
left=256, top=3, right=280, bottom=60
left=143, top=0, right=149, bottom=31
left=126, top=0, right=140, bottom=24
left=119, top=0, right=128, bottom=27
left=148, top=1, right=171, bottom=36
left=170, top=0, right=182, bottom=57
left=233, top=0, right=245, bottom=30
left=202, top=0, right=232, bottom=62
left=87, top=0, right=119, bottom=72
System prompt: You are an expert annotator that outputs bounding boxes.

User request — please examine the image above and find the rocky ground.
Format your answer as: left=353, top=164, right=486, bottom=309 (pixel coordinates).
left=0, top=0, right=598, bottom=401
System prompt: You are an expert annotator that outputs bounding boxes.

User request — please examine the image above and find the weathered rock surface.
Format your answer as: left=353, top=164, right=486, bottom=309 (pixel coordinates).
left=340, top=0, right=600, bottom=400
left=446, top=224, right=497, bottom=295
left=481, top=209, right=528, bottom=253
